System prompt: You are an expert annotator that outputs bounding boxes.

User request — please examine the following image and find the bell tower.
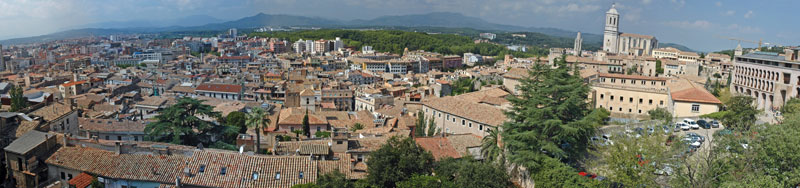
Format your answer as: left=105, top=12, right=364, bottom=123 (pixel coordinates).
left=603, top=3, right=620, bottom=53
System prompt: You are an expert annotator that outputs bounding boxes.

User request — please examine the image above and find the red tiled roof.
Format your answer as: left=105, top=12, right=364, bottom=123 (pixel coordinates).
left=196, top=84, right=242, bottom=93
left=68, top=173, right=94, bottom=188
left=415, top=137, right=461, bottom=160
left=61, top=80, right=88, bottom=87
left=671, top=87, right=722, bottom=104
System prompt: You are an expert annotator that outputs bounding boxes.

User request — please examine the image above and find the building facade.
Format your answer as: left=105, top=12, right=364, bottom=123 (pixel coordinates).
left=731, top=50, right=800, bottom=111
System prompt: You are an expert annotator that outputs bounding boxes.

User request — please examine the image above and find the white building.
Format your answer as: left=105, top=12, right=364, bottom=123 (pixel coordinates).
left=574, top=32, right=583, bottom=56
left=602, top=4, right=658, bottom=56
left=293, top=39, right=306, bottom=54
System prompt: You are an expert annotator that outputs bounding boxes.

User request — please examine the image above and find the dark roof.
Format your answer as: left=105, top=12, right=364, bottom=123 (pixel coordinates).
left=4, top=130, right=52, bottom=154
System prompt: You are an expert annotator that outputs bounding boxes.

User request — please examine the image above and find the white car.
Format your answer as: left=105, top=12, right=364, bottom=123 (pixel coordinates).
left=678, top=122, right=691, bottom=131
left=684, top=119, right=700, bottom=129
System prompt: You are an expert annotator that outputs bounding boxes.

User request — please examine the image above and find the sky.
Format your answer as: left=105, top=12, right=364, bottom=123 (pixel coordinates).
left=0, top=0, right=796, bottom=52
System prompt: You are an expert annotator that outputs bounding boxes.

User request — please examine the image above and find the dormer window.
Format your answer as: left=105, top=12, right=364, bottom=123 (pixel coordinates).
left=275, top=172, right=281, bottom=180
left=299, top=171, right=304, bottom=179
left=220, top=167, right=227, bottom=175
left=253, top=172, right=259, bottom=180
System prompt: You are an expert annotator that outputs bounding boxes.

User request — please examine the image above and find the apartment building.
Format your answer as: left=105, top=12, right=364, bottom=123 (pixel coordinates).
left=592, top=73, right=671, bottom=118
left=731, top=49, right=800, bottom=111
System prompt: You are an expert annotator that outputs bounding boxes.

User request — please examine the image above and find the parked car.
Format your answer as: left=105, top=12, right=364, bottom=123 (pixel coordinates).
left=711, top=120, right=720, bottom=128
left=647, top=126, right=655, bottom=135
left=686, top=132, right=705, bottom=142
left=683, top=119, right=700, bottom=129
left=673, top=124, right=682, bottom=132
left=697, top=120, right=711, bottom=129
left=662, top=125, right=671, bottom=134
left=679, top=122, right=691, bottom=131
left=654, top=164, right=674, bottom=176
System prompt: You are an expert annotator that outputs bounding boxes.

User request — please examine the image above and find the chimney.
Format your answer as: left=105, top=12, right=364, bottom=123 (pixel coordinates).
left=114, top=142, right=121, bottom=154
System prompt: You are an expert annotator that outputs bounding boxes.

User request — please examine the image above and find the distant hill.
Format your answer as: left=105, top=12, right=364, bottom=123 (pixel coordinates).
left=77, top=15, right=224, bottom=29
left=0, top=12, right=688, bottom=51
left=659, top=43, right=695, bottom=52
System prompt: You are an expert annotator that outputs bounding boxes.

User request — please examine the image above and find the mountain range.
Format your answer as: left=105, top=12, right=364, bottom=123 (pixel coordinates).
left=0, top=12, right=694, bottom=52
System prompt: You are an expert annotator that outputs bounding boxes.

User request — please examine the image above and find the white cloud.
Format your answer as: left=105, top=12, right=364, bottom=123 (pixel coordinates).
left=744, top=10, right=754, bottom=18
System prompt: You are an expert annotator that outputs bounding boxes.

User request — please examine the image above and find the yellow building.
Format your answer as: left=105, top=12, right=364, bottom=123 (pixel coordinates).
left=592, top=73, right=671, bottom=119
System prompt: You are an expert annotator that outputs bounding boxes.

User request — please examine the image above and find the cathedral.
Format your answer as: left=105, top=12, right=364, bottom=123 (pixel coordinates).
left=602, top=4, right=658, bottom=56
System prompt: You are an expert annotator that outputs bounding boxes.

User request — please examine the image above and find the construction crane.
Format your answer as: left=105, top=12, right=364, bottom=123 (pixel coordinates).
left=715, top=35, right=782, bottom=51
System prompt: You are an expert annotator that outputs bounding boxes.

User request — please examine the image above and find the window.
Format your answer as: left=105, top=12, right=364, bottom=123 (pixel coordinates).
left=461, top=120, right=465, bottom=126
left=660, top=101, right=664, bottom=105
left=275, top=172, right=281, bottom=180
left=619, top=107, right=622, bottom=111
left=337, top=141, right=343, bottom=144
left=253, top=172, right=259, bottom=180
left=199, top=165, right=206, bottom=173
left=649, top=99, right=653, bottom=105
left=619, top=96, right=623, bottom=101
left=629, top=97, right=633, bottom=103
left=61, top=172, right=65, bottom=180
left=600, top=94, right=604, bottom=99
left=469, top=123, right=472, bottom=128
left=610, top=95, right=614, bottom=100
left=639, top=99, right=643, bottom=103
left=452, top=118, right=456, bottom=123
left=117, top=136, right=122, bottom=141
left=357, top=154, right=364, bottom=162
left=611, top=78, right=616, bottom=83
left=221, top=167, right=227, bottom=175
left=299, top=171, right=304, bottom=179
left=68, top=174, right=73, bottom=180
left=629, top=109, right=632, bottom=113
left=316, top=127, right=321, bottom=132
left=691, top=104, right=700, bottom=112
left=479, top=125, right=483, bottom=131
left=638, top=110, right=642, bottom=114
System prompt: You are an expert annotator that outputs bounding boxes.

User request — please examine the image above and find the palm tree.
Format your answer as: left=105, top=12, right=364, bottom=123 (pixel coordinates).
left=246, top=107, right=269, bottom=152
left=481, top=127, right=503, bottom=164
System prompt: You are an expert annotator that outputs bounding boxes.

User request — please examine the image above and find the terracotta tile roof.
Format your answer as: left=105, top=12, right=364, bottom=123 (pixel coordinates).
left=424, top=93, right=507, bottom=127
left=503, top=68, right=529, bottom=80
left=136, top=96, right=169, bottom=107
left=278, top=108, right=327, bottom=125
left=275, top=140, right=331, bottom=155
left=196, top=83, right=242, bottom=93
left=348, top=136, right=390, bottom=152
left=415, top=137, right=460, bottom=160
left=671, top=87, right=722, bottom=104
left=79, top=118, right=146, bottom=133
left=445, top=134, right=482, bottom=157
left=61, top=80, right=88, bottom=87
left=29, top=103, right=73, bottom=122
left=46, top=146, right=321, bottom=188
left=170, top=86, right=195, bottom=93
left=68, top=173, right=94, bottom=188
left=597, top=73, right=670, bottom=81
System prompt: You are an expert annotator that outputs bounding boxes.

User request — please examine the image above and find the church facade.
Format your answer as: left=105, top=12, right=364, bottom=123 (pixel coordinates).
left=602, top=4, right=658, bottom=56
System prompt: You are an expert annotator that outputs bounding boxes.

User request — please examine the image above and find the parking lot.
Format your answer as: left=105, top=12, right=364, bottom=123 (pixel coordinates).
left=599, top=119, right=725, bottom=154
